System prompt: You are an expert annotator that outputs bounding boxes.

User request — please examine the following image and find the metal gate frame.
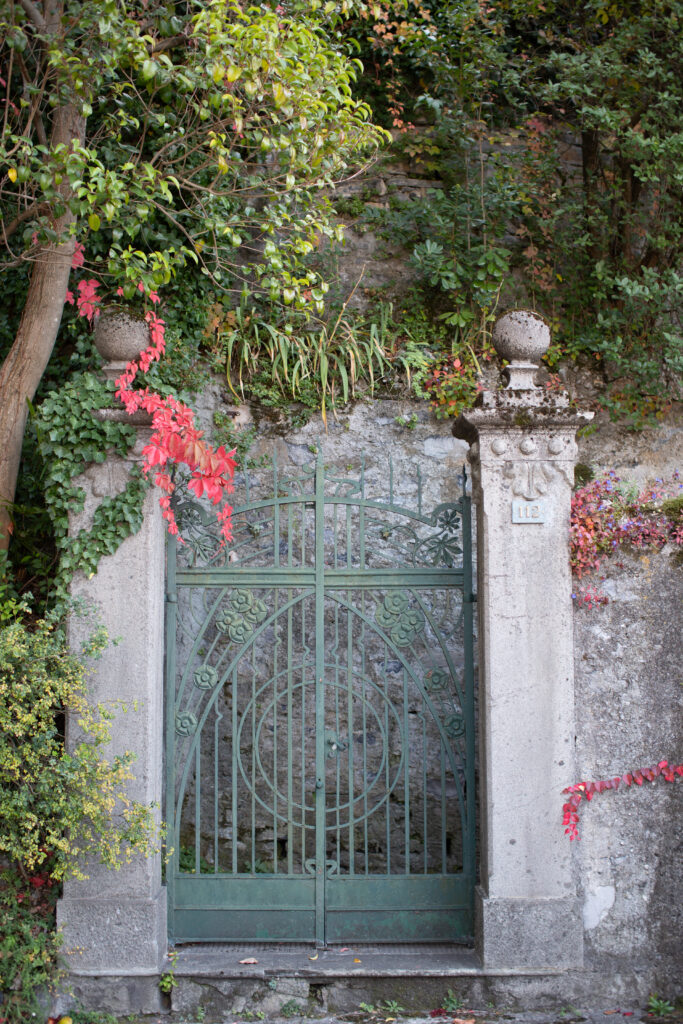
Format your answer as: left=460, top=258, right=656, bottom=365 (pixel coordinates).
left=165, top=451, right=475, bottom=945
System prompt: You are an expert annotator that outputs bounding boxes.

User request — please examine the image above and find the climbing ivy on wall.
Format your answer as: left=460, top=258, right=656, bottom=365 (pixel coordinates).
left=34, top=372, right=145, bottom=608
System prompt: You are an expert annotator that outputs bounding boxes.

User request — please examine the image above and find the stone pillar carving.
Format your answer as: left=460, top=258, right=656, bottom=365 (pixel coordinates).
left=454, top=309, right=591, bottom=969
left=56, top=312, right=167, bottom=977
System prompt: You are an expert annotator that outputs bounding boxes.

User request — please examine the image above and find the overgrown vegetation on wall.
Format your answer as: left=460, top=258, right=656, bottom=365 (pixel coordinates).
left=0, top=2, right=681, bottom=1008
left=0, top=617, right=160, bottom=1020
left=207, top=0, right=683, bottom=428
left=3, top=0, right=682, bottom=608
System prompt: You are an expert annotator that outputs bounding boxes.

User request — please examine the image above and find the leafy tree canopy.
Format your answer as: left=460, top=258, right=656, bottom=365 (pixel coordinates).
left=0, top=0, right=385, bottom=554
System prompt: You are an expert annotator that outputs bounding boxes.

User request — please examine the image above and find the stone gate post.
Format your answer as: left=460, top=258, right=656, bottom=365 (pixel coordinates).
left=454, top=310, right=591, bottom=969
left=56, top=313, right=167, bottom=982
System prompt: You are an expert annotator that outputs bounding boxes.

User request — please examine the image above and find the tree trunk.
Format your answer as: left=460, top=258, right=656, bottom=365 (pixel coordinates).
left=0, top=102, right=85, bottom=555
left=581, top=127, right=602, bottom=265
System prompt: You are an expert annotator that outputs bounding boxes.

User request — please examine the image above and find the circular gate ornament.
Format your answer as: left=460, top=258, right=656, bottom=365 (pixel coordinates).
left=237, top=671, right=405, bottom=831
left=194, top=665, right=219, bottom=690
left=375, top=592, right=425, bottom=647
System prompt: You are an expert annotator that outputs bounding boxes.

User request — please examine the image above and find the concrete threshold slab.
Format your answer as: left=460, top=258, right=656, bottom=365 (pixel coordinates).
left=172, top=944, right=566, bottom=979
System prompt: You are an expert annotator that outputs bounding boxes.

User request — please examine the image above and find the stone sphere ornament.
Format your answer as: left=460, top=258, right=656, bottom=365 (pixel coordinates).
left=492, top=309, right=550, bottom=390
left=93, top=308, right=149, bottom=365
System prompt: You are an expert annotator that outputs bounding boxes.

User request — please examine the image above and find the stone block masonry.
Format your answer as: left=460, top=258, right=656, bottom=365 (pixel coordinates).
left=57, top=316, right=167, bottom=977
left=54, top=307, right=682, bottom=1014
left=454, top=309, right=592, bottom=970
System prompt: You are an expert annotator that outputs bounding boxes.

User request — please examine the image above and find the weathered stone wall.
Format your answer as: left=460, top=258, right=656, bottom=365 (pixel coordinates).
left=572, top=414, right=683, bottom=995
left=197, top=395, right=682, bottom=992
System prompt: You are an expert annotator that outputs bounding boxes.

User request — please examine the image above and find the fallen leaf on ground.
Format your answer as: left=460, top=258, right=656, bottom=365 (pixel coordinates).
left=452, top=1017, right=475, bottom=1024
left=430, top=1011, right=447, bottom=1018
left=353, top=957, right=362, bottom=963
left=239, top=957, right=259, bottom=964
left=308, top=952, right=319, bottom=960
left=339, top=946, right=351, bottom=951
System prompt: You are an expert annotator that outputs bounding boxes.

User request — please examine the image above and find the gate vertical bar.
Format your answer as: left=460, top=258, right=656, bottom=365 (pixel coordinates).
left=314, top=449, right=326, bottom=946
left=164, top=533, right=178, bottom=942
left=462, top=470, right=476, bottom=883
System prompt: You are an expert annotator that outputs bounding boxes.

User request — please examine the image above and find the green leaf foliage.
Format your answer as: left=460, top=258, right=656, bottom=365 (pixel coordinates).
left=0, top=0, right=385, bottom=309
left=32, top=372, right=149, bottom=609
left=0, top=616, right=160, bottom=1020
left=341, top=0, right=683, bottom=424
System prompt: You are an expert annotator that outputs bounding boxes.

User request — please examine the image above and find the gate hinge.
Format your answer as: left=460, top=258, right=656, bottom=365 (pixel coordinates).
left=166, top=592, right=177, bottom=604
left=464, top=592, right=477, bottom=604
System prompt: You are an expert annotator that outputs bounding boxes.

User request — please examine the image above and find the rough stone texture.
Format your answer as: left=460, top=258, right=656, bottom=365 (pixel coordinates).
left=570, top=403, right=682, bottom=996
left=51, top=967, right=672, bottom=1021
left=577, top=405, right=683, bottom=488
left=475, top=892, right=583, bottom=969
left=57, top=893, right=167, bottom=974
left=93, top=308, right=149, bottom=363
left=454, top=351, right=589, bottom=968
left=53, top=974, right=166, bottom=1017
left=492, top=309, right=550, bottom=369
left=57, top=427, right=167, bottom=973
left=572, top=549, right=682, bottom=993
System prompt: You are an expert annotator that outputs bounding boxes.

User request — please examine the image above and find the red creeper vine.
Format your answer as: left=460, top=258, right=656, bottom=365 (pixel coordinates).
left=68, top=246, right=236, bottom=543
left=562, top=761, right=683, bottom=841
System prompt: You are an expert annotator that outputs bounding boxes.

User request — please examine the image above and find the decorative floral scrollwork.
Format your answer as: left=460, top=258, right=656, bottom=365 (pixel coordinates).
left=230, top=589, right=255, bottom=614
left=216, top=589, right=268, bottom=644
left=194, top=665, right=218, bottom=690
left=175, top=711, right=198, bottom=736
left=172, top=497, right=228, bottom=568
left=413, top=503, right=462, bottom=567
left=215, top=607, right=248, bottom=640
left=433, top=506, right=461, bottom=533
left=424, top=668, right=450, bottom=693
left=444, top=713, right=465, bottom=738
left=375, top=592, right=425, bottom=647
left=244, top=599, right=268, bottom=625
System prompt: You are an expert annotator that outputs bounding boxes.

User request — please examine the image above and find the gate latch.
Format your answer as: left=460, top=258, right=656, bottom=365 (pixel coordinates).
left=325, top=729, right=348, bottom=759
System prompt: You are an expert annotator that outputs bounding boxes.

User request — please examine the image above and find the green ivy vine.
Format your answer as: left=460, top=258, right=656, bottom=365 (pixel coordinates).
left=34, top=372, right=150, bottom=607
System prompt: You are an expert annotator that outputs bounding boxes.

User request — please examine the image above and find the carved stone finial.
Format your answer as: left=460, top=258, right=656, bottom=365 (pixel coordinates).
left=94, top=309, right=149, bottom=381
left=92, top=308, right=152, bottom=427
left=492, top=309, right=550, bottom=391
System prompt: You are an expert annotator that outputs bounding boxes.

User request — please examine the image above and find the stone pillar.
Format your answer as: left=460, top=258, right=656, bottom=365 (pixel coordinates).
left=454, top=310, right=591, bottom=969
left=56, top=312, right=167, bottom=976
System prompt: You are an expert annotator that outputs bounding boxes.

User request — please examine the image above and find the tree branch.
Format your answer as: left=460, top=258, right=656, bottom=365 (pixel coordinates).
left=2, top=201, right=49, bottom=244
left=18, top=0, right=47, bottom=32
left=151, top=33, right=189, bottom=55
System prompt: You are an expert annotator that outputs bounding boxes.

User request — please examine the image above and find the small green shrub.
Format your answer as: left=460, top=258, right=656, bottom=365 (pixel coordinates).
left=647, top=996, right=675, bottom=1017
left=0, top=617, right=160, bottom=1021
left=443, top=989, right=464, bottom=1012
left=71, top=1011, right=120, bottom=1024
left=281, top=998, right=305, bottom=1018
left=219, top=295, right=387, bottom=423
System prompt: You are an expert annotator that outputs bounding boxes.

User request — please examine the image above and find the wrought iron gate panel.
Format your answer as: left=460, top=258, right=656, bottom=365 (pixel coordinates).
left=166, top=451, right=475, bottom=944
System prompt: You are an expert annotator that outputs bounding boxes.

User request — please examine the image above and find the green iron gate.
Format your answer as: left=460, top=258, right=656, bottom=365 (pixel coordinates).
left=165, top=451, right=475, bottom=945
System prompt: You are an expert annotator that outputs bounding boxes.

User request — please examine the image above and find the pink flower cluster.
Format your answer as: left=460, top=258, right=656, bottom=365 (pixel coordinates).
left=571, top=471, right=682, bottom=605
